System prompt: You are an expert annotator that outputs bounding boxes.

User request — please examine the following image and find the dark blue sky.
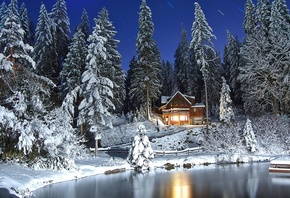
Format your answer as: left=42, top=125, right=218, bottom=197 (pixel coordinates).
left=20, top=0, right=278, bottom=71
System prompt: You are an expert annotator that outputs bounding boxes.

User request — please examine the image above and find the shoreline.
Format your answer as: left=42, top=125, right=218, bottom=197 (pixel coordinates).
left=0, top=152, right=279, bottom=198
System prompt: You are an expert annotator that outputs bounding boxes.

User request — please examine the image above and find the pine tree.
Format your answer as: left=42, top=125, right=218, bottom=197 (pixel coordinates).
left=205, top=48, right=222, bottom=115
left=174, top=27, right=190, bottom=94
left=0, top=0, right=34, bottom=70
left=131, top=0, right=162, bottom=120
left=28, top=20, right=35, bottom=46
left=256, top=0, right=271, bottom=35
left=34, top=4, right=57, bottom=85
left=50, top=0, right=70, bottom=85
left=225, top=31, right=242, bottom=104
left=127, top=123, right=154, bottom=171
left=243, top=118, right=257, bottom=152
left=0, top=2, right=7, bottom=30
left=190, top=2, right=216, bottom=133
left=60, top=29, right=87, bottom=100
left=19, top=2, right=30, bottom=45
left=95, top=8, right=126, bottom=113
left=78, top=16, right=115, bottom=154
left=219, top=77, right=235, bottom=124
left=77, top=9, right=90, bottom=42
left=125, top=56, right=138, bottom=113
left=161, top=60, right=173, bottom=96
left=243, top=0, right=256, bottom=34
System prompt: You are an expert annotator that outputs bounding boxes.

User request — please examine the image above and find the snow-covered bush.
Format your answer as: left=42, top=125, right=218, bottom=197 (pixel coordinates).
left=127, top=124, right=154, bottom=172
left=204, top=122, right=244, bottom=152
left=29, top=157, right=76, bottom=170
left=243, top=118, right=257, bottom=152
left=252, top=115, right=289, bottom=154
left=40, top=108, right=85, bottom=161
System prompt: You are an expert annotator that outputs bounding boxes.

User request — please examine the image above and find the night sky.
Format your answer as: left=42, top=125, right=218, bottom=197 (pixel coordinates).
left=19, top=0, right=289, bottom=71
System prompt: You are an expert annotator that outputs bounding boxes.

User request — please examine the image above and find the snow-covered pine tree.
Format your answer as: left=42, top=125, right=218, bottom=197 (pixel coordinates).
left=127, top=123, right=154, bottom=172
left=28, top=20, right=36, bottom=46
left=190, top=2, right=216, bottom=133
left=50, top=0, right=70, bottom=85
left=130, top=0, right=162, bottom=120
left=243, top=118, right=257, bottom=152
left=19, top=2, right=30, bottom=45
left=34, top=4, right=57, bottom=86
left=204, top=48, right=222, bottom=115
left=225, top=30, right=242, bottom=104
left=243, top=0, right=256, bottom=35
left=77, top=9, right=90, bottom=43
left=0, top=2, right=7, bottom=32
left=256, top=0, right=271, bottom=35
left=0, top=0, right=32, bottom=64
left=78, top=16, right=115, bottom=155
left=125, top=56, right=139, bottom=113
left=60, top=28, right=87, bottom=100
left=95, top=8, right=126, bottom=113
left=219, top=77, right=235, bottom=124
left=174, top=27, right=190, bottom=94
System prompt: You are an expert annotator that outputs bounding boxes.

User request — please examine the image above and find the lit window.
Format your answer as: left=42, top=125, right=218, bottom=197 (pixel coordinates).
left=180, top=115, right=187, bottom=121
left=171, top=116, right=179, bottom=121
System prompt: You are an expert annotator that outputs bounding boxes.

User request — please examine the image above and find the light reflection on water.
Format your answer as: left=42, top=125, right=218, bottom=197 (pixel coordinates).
left=32, top=163, right=290, bottom=198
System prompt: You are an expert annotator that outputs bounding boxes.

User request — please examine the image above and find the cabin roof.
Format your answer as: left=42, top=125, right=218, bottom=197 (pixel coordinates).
left=161, top=91, right=196, bottom=108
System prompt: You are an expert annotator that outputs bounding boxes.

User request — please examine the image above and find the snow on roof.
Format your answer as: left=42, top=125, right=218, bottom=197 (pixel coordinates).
left=183, top=94, right=195, bottom=100
left=192, top=103, right=205, bottom=108
left=165, top=91, right=192, bottom=106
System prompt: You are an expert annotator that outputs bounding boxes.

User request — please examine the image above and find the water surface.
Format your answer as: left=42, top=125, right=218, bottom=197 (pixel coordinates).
left=32, top=163, right=290, bottom=198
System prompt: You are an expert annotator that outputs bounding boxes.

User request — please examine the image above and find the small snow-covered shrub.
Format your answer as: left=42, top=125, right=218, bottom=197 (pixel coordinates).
left=243, top=119, right=257, bottom=152
left=127, top=124, right=154, bottom=172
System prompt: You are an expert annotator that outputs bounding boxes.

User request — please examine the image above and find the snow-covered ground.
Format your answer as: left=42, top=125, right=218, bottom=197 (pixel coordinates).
left=0, top=115, right=289, bottom=198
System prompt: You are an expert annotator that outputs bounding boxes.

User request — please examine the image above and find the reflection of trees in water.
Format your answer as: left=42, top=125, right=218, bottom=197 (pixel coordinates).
left=130, top=171, right=155, bottom=198
left=247, top=165, right=258, bottom=198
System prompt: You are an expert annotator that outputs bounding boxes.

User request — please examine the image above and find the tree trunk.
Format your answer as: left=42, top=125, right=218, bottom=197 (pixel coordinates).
left=146, top=84, right=151, bottom=120
left=204, top=80, right=209, bottom=135
left=80, top=124, right=84, bottom=135
left=95, top=139, right=98, bottom=157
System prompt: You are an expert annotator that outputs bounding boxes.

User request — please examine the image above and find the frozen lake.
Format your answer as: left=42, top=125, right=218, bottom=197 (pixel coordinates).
left=31, top=162, right=290, bottom=198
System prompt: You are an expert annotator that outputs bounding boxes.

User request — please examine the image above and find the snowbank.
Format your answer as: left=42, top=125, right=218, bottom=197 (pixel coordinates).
left=0, top=153, right=130, bottom=198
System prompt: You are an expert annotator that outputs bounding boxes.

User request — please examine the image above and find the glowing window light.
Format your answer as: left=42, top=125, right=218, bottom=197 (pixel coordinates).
left=171, top=116, right=179, bottom=121
left=180, top=115, right=187, bottom=121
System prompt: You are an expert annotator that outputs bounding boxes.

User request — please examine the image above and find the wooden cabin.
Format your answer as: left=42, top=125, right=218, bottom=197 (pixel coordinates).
left=159, top=91, right=205, bottom=125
